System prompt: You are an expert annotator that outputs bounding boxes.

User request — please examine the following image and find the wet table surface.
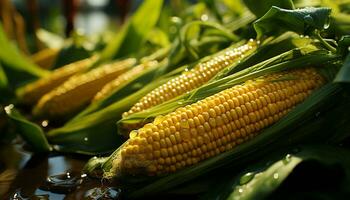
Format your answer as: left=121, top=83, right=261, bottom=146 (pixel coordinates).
left=0, top=144, right=198, bottom=200
left=0, top=144, right=115, bottom=200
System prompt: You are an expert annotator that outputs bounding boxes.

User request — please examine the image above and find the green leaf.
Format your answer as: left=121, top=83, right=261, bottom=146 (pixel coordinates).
left=254, top=6, right=332, bottom=38
left=336, top=35, right=350, bottom=56
left=100, top=0, right=164, bottom=61
left=243, top=0, right=294, bottom=17
left=226, top=145, right=350, bottom=200
left=146, top=28, right=170, bottom=48
left=48, top=119, right=124, bottom=155
left=0, top=63, right=8, bottom=89
left=53, top=42, right=92, bottom=69
left=0, top=22, right=50, bottom=87
left=334, top=53, right=350, bottom=83
left=228, top=157, right=302, bottom=200
left=36, top=29, right=64, bottom=49
left=46, top=82, right=163, bottom=154
left=4, top=105, right=51, bottom=153
left=221, top=0, right=245, bottom=16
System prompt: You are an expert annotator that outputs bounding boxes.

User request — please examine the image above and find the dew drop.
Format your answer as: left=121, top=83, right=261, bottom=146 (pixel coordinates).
left=171, top=16, right=182, bottom=25
left=239, top=172, right=255, bottom=185
left=41, top=120, right=49, bottom=127
left=84, top=187, right=121, bottom=200
left=129, top=130, right=138, bottom=139
left=182, top=69, right=192, bottom=76
left=10, top=189, right=28, bottom=200
left=40, top=172, right=86, bottom=194
left=84, top=137, right=89, bottom=142
left=4, top=104, right=14, bottom=114
left=11, top=189, right=49, bottom=200
left=323, top=17, right=330, bottom=29
left=273, top=173, right=279, bottom=180
left=283, top=154, right=292, bottom=164
left=238, top=188, right=244, bottom=193
left=201, top=14, right=209, bottom=21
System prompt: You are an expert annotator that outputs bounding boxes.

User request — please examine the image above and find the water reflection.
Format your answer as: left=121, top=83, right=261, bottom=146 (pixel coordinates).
left=0, top=144, right=31, bottom=197
left=0, top=144, right=89, bottom=199
left=40, top=172, right=85, bottom=194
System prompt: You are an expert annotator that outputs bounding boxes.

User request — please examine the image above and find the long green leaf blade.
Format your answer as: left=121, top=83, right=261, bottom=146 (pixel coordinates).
left=100, top=0, right=164, bottom=61
left=4, top=105, right=51, bottom=153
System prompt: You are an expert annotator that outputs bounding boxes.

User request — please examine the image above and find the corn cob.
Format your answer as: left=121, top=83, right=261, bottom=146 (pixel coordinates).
left=123, top=40, right=258, bottom=118
left=110, top=68, right=325, bottom=176
left=33, top=58, right=137, bottom=118
left=31, top=48, right=59, bottom=69
left=17, top=56, right=97, bottom=105
left=92, top=60, right=159, bottom=102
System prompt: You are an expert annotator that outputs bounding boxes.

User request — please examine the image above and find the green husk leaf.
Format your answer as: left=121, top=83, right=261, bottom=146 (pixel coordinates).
left=4, top=105, right=51, bottom=153
left=0, top=63, right=8, bottom=89
left=227, top=155, right=303, bottom=200
left=36, top=28, right=64, bottom=49
left=334, top=52, right=350, bottom=83
left=0, top=22, right=50, bottom=87
left=254, top=6, right=332, bottom=39
left=100, top=0, right=163, bottom=61
left=205, top=144, right=350, bottom=200
left=49, top=119, right=124, bottom=155
left=243, top=0, right=294, bottom=17
left=336, top=35, right=350, bottom=56
left=53, top=42, right=92, bottom=69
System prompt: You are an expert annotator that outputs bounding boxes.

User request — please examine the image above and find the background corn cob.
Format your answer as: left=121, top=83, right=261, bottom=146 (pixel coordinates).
left=124, top=40, right=257, bottom=117
left=109, top=68, right=325, bottom=176
left=92, top=60, right=159, bottom=102
left=32, top=58, right=137, bottom=119
left=31, top=48, right=59, bottom=69
left=17, top=56, right=97, bottom=105
left=120, top=40, right=257, bottom=132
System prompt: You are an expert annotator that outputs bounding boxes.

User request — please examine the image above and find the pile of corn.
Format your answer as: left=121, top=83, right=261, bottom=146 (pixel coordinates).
left=9, top=2, right=349, bottom=197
